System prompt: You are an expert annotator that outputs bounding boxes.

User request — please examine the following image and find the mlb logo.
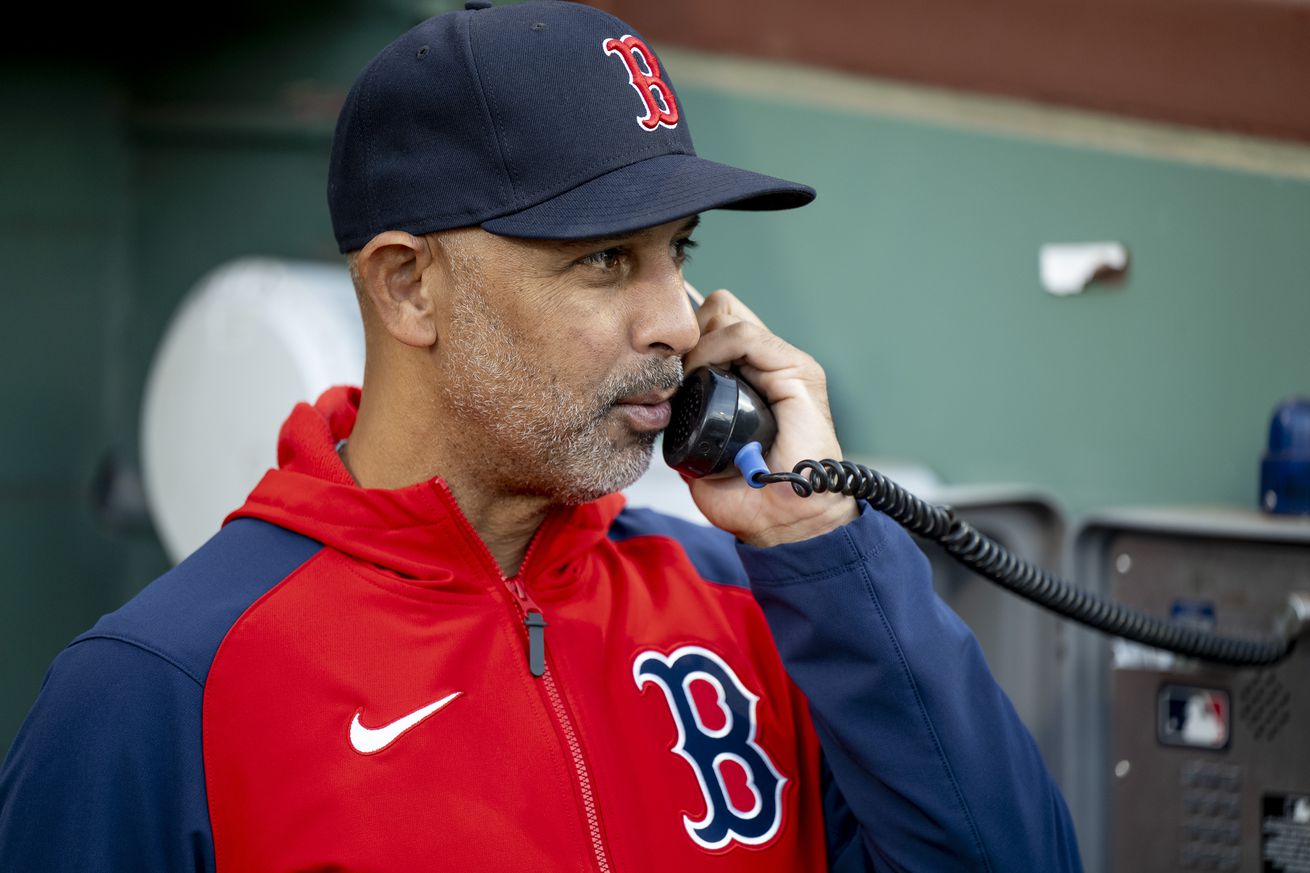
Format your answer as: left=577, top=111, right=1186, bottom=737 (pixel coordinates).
left=1157, top=685, right=1230, bottom=750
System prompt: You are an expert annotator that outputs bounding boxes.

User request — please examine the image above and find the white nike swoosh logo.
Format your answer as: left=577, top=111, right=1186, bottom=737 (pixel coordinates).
left=349, top=691, right=463, bottom=755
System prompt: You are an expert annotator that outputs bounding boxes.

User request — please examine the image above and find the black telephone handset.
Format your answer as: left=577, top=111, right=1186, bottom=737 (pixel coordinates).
left=663, top=286, right=778, bottom=487
left=662, top=366, right=776, bottom=485
left=660, top=288, right=1294, bottom=667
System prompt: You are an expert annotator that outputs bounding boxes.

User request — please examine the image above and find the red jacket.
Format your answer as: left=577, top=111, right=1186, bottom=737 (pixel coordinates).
left=212, top=386, right=827, bottom=870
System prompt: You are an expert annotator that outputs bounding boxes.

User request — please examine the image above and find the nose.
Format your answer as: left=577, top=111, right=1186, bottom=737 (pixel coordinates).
left=631, top=265, right=700, bottom=359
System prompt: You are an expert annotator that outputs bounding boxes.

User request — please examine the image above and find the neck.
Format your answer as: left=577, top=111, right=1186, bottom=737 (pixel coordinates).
left=340, top=381, right=552, bottom=578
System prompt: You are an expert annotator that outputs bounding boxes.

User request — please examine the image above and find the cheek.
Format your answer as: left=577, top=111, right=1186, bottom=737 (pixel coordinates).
left=500, top=271, right=634, bottom=383
left=571, top=316, right=630, bottom=382
left=514, top=302, right=626, bottom=372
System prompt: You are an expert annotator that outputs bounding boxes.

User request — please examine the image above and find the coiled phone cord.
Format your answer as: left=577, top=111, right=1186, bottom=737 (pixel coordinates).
left=755, top=458, right=1296, bottom=668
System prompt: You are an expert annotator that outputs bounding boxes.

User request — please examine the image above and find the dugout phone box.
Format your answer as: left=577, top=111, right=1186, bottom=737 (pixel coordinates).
left=1075, top=508, right=1310, bottom=873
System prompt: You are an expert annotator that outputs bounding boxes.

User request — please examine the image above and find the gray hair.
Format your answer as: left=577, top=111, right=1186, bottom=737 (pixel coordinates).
left=345, top=250, right=362, bottom=294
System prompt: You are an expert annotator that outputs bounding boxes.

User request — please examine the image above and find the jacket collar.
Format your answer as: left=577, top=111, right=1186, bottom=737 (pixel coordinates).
left=227, top=386, right=626, bottom=587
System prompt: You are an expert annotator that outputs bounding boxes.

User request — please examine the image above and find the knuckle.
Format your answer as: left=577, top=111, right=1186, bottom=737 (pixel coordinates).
left=702, top=289, right=729, bottom=308
left=801, top=351, right=824, bottom=376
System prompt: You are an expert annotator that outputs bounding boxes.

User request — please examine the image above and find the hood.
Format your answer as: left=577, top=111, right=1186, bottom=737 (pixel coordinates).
left=226, top=386, right=626, bottom=585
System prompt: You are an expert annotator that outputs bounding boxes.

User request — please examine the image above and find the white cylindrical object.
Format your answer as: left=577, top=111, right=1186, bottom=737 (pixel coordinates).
left=141, top=258, right=364, bottom=562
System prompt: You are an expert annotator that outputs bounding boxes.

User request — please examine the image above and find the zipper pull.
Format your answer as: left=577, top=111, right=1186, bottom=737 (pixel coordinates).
left=524, top=610, right=547, bottom=677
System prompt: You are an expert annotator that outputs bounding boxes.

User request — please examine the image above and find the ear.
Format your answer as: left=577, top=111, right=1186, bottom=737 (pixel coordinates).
left=355, top=231, right=443, bottom=348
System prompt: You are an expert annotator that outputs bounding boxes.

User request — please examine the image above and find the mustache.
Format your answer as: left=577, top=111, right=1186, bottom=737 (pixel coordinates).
left=603, top=357, right=685, bottom=408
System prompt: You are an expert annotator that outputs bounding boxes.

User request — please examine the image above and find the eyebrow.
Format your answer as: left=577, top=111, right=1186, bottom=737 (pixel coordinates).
left=560, top=214, right=700, bottom=249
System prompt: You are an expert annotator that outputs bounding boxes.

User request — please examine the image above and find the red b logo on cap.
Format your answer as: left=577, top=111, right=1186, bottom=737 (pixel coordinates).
left=603, top=35, right=679, bottom=131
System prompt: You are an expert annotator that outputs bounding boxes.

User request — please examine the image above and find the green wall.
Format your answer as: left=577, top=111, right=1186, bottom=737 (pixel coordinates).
left=2, top=6, right=1307, bottom=760
left=0, top=70, right=148, bottom=755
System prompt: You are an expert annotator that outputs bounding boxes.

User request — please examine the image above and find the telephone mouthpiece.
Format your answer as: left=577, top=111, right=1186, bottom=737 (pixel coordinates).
left=663, top=366, right=777, bottom=478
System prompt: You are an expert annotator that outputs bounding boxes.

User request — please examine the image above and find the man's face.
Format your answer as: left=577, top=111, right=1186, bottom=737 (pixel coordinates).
left=429, top=215, right=702, bottom=504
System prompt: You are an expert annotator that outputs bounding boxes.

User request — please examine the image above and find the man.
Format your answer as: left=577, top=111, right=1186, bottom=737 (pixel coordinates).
left=0, top=2, right=1083, bottom=871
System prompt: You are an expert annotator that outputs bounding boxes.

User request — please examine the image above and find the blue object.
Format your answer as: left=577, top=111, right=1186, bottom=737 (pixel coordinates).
left=734, top=441, right=770, bottom=488
left=326, top=1, right=815, bottom=252
left=1260, top=396, right=1310, bottom=515
left=1169, top=599, right=1217, bottom=629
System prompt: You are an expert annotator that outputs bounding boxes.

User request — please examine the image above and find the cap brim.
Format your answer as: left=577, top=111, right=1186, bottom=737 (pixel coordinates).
left=479, top=153, right=814, bottom=240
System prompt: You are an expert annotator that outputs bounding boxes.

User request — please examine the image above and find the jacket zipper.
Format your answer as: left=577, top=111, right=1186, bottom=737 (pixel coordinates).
left=505, top=578, right=547, bottom=677
left=502, top=577, right=612, bottom=873
left=431, top=481, right=613, bottom=873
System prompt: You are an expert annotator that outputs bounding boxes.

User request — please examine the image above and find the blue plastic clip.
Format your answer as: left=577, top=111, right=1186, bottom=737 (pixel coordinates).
left=733, top=441, right=770, bottom=488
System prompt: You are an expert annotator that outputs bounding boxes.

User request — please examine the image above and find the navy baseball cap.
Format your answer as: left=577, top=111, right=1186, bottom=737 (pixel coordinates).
left=328, top=0, right=815, bottom=253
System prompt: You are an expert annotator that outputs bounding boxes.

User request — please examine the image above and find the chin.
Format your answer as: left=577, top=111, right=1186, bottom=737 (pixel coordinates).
left=545, top=443, right=656, bottom=506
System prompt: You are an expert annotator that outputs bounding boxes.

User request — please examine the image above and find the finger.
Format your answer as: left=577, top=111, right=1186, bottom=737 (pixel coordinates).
left=698, top=288, right=767, bottom=330
left=699, top=312, right=738, bottom=335
left=735, top=359, right=835, bottom=423
left=684, top=319, right=820, bottom=382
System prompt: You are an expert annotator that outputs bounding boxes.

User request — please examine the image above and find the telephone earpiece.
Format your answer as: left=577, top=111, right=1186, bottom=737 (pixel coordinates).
left=662, top=366, right=775, bottom=484
left=669, top=285, right=777, bottom=484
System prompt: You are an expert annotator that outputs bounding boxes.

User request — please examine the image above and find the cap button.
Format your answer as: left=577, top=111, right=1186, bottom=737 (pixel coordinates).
left=465, top=0, right=493, bottom=9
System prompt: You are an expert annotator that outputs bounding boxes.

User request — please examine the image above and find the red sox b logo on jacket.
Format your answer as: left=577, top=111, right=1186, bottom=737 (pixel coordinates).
left=633, top=645, right=787, bottom=850
left=602, top=34, right=680, bottom=131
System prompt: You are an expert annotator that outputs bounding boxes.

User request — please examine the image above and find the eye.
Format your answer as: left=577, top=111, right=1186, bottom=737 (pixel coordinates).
left=578, top=247, right=625, bottom=271
left=673, top=236, right=698, bottom=265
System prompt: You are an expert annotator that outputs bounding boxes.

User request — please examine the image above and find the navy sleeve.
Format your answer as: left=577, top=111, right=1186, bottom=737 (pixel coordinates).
left=0, top=519, right=318, bottom=871
left=738, top=501, right=1083, bottom=873
left=0, top=638, right=214, bottom=872
left=610, top=505, right=751, bottom=588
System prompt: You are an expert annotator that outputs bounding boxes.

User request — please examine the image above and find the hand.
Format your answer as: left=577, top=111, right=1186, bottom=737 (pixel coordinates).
left=680, top=288, right=858, bottom=547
